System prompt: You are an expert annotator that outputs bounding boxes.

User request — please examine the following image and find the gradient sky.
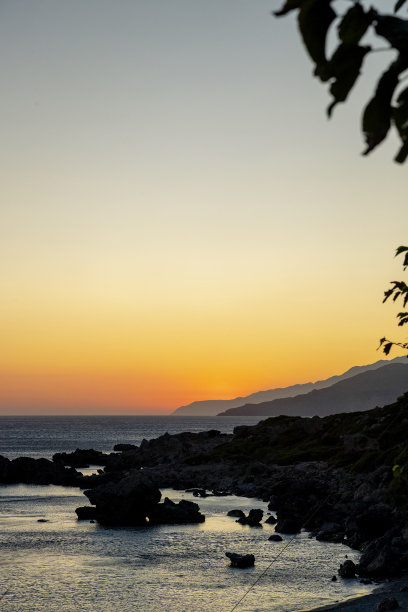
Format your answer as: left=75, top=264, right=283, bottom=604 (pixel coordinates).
left=1, top=1, right=407, bottom=414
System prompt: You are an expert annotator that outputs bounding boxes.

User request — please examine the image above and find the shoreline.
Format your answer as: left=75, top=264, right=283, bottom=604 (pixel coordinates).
left=303, top=573, right=408, bottom=611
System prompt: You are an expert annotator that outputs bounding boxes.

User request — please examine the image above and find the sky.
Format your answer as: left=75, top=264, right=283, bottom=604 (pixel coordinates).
left=1, top=1, right=407, bottom=414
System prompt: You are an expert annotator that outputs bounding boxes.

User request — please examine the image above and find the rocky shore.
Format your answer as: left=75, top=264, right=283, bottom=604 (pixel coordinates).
left=2, top=393, right=408, bottom=591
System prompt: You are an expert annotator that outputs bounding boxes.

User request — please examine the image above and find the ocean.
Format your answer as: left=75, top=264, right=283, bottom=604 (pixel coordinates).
left=0, top=416, right=373, bottom=611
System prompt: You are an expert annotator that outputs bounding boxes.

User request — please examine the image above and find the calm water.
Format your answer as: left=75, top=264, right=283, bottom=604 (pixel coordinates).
left=0, top=415, right=263, bottom=460
left=0, top=416, right=373, bottom=611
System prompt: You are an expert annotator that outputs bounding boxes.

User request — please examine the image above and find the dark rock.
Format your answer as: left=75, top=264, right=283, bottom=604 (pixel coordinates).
left=84, top=471, right=162, bottom=526
left=376, top=597, right=399, bottom=611
left=53, top=448, right=108, bottom=468
left=275, top=517, right=302, bottom=534
left=152, top=498, right=205, bottom=525
left=268, top=534, right=283, bottom=542
left=185, top=488, right=208, bottom=498
left=265, top=515, right=277, bottom=524
left=339, top=559, right=356, bottom=578
left=225, top=552, right=255, bottom=568
left=237, top=509, right=263, bottom=526
left=75, top=506, right=98, bottom=520
left=331, top=575, right=337, bottom=582
left=84, top=471, right=204, bottom=526
left=357, top=542, right=401, bottom=578
left=2, top=456, right=75, bottom=486
left=227, top=509, right=245, bottom=518
left=113, top=444, right=138, bottom=452
left=37, top=519, right=48, bottom=523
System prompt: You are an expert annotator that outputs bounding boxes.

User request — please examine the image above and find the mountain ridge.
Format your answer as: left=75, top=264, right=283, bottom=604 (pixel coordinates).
left=172, top=356, right=407, bottom=416
left=217, top=362, right=408, bottom=417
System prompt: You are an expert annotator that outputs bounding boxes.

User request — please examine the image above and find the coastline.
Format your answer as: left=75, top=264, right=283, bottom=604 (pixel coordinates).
left=304, top=573, right=408, bottom=611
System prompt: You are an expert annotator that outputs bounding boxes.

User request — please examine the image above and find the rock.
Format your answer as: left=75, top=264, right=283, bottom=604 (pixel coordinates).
left=376, top=597, right=399, bottom=611
left=237, top=509, right=263, bottom=526
left=113, top=444, right=138, bottom=452
left=227, top=509, right=245, bottom=518
left=265, top=515, right=277, bottom=524
left=225, top=552, right=255, bottom=568
left=2, top=457, right=75, bottom=486
left=53, top=448, right=108, bottom=468
left=357, top=542, right=401, bottom=578
left=84, top=471, right=204, bottom=526
left=275, top=517, right=302, bottom=534
left=338, top=559, right=356, bottom=578
left=75, top=506, right=98, bottom=520
left=268, top=534, right=283, bottom=542
left=37, top=519, right=48, bottom=523
left=84, top=471, right=163, bottom=526
left=185, top=488, right=208, bottom=498
left=152, top=498, right=205, bottom=525
left=331, top=575, right=337, bottom=582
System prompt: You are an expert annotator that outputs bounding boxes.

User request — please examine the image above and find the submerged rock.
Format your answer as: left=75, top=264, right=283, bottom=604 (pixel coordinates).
left=268, top=534, right=283, bottom=542
left=225, top=552, right=255, bottom=568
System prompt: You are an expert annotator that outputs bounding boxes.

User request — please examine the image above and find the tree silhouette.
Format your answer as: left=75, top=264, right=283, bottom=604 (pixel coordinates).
left=379, top=247, right=408, bottom=355
left=274, top=0, right=408, bottom=162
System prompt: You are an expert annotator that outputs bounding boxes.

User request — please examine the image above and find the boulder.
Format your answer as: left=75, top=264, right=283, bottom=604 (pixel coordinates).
left=84, top=471, right=205, bottom=526
left=338, top=559, right=356, bottom=578
left=151, top=498, right=205, bottom=525
left=357, top=541, right=401, bottom=578
left=265, top=515, right=277, bottom=525
left=377, top=598, right=400, bottom=611
left=84, top=471, right=162, bottom=526
left=227, top=509, right=245, bottom=519
left=75, top=506, right=98, bottom=520
left=268, top=534, right=283, bottom=542
left=275, top=516, right=302, bottom=534
left=53, top=448, right=108, bottom=468
left=237, top=509, right=263, bottom=527
left=113, top=444, right=138, bottom=452
left=225, top=552, right=255, bottom=568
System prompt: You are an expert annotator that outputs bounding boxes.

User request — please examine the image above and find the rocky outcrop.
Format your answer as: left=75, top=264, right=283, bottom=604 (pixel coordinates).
left=237, top=509, right=263, bottom=526
left=0, top=455, right=78, bottom=485
left=225, top=552, right=255, bottom=568
left=339, top=559, right=356, bottom=578
left=83, top=470, right=205, bottom=526
left=53, top=448, right=109, bottom=468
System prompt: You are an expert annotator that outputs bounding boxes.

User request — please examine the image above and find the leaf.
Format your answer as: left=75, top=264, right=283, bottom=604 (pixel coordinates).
left=274, top=0, right=304, bottom=17
left=395, top=0, right=408, bottom=12
left=383, top=342, right=393, bottom=355
left=375, top=16, right=408, bottom=53
left=338, top=4, right=374, bottom=45
left=392, top=87, right=408, bottom=162
left=362, top=67, right=399, bottom=155
left=327, top=44, right=370, bottom=116
left=297, top=0, right=337, bottom=81
left=395, top=246, right=408, bottom=256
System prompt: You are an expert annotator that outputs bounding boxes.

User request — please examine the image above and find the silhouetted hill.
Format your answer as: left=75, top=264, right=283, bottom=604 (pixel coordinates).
left=172, top=357, right=406, bottom=416
left=217, top=362, right=408, bottom=417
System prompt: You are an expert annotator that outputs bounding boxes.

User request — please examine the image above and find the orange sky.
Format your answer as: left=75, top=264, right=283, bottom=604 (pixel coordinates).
left=1, top=1, right=407, bottom=414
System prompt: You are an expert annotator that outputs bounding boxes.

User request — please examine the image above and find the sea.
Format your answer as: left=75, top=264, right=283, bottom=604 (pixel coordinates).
left=0, top=416, right=374, bottom=611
